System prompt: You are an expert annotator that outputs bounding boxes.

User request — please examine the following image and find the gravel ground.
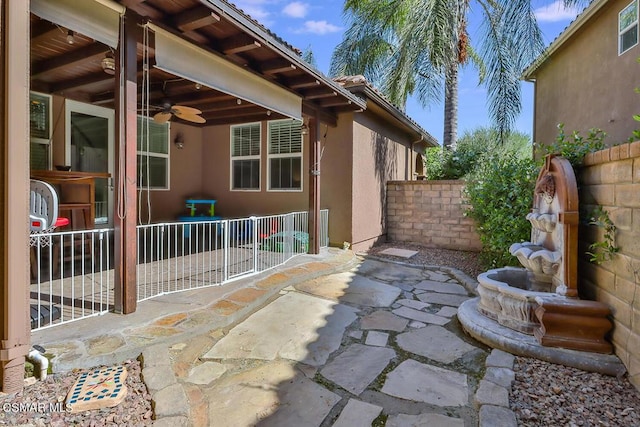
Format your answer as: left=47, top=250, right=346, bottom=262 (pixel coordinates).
left=1, top=243, right=638, bottom=426
left=0, top=359, right=152, bottom=426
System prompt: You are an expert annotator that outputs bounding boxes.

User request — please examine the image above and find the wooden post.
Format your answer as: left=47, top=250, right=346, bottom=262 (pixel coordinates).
left=113, top=11, right=138, bottom=314
left=0, top=0, right=31, bottom=394
left=308, top=114, right=321, bottom=254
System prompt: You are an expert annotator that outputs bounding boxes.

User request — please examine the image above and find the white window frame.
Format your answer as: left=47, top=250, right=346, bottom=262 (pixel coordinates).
left=619, top=0, right=639, bottom=55
left=267, top=119, right=303, bottom=192
left=29, top=91, right=52, bottom=170
left=137, top=116, right=170, bottom=191
left=230, top=122, right=261, bottom=192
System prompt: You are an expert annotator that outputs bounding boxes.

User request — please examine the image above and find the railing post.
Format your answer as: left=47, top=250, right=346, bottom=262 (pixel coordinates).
left=251, top=216, right=258, bottom=273
left=222, top=220, right=229, bottom=282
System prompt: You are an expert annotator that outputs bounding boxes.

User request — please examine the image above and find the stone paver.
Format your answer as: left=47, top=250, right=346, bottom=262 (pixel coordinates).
left=186, top=362, right=227, bottom=385
left=379, top=248, right=418, bottom=258
left=392, top=306, right=450, bottom=326
left=365, top=331, right=389, bottom=347
left=396, top=298, right=430, bottom=310
left=484, top=367, right=515, bottom=389
left=414, top=280, right=469, bottom=295
left=417, top=292, right=471, bottom=307
left=486, top=349, right=515, bottom=369
left=474, top=380, right=510, bottom=408
left=320, top=344, right=395, bottom=395
left=386, top=413, right=465, bottom=427
left=296, top=272, right=401, bottom=307
left=396, top=325, right=476, bottom=363
left=436, top=306, right=459, bottom=318
left=203, top=292, right=358, bottom=366
left=360, top=310, right=408, bottom=331
left=382, top=360, right=469, bottom=407
left=205, top=360, right=340, bottom=427
left=479, top=405, right=518, bottom=427
left=332, top=399, right=383, bottom=427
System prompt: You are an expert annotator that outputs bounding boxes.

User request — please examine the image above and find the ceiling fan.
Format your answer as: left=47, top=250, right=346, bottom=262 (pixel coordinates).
left=152, top=100, right=206, bottom=124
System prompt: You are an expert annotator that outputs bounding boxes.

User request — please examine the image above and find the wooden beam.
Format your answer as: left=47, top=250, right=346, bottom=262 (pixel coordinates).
left=175, top=6, right=220, bottom=32
left=1, top=0, right=31, bottom=394
left=113, top=10, right=139, bottom=315
left=202, top=106, right=266, bottom=120
left=302, top=102, right=338, bottom=127
left=51, top=73, right=114, bottom=93
left=220, top=34, right=261, bottom=55
left=261, top=59, right=296, bottom=75
left=120, top=0, right=164, bottom=20
left=287, top=76, right=321, bottom=89
left=31, top=43, right=107, bottom=77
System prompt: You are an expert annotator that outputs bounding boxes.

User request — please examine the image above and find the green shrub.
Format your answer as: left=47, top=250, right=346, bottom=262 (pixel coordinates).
left=535, top=123, right=606, bottom=167
left=464, top=153, right=538, bottom=268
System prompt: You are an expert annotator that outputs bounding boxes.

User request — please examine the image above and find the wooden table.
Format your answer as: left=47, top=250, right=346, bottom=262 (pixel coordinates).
left=30, top=170, right=110, bottom=230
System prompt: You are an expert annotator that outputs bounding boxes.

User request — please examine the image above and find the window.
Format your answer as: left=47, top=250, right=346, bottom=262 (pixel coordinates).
left=137, top=116, right=170, bottom=190
left=30, top=92, right=52, bottom=170
left=619, top=0, right=638, bottom=55
left=268, top=119, right=302, bottom=191
left=231, top=123, right=261, bottom=190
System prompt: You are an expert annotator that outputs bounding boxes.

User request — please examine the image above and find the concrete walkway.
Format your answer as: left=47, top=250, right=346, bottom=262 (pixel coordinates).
left=33, top=248, right=519, bottom=426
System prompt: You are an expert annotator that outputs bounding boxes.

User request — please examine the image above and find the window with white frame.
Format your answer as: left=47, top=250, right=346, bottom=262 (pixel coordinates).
left=619, top=0, right=639, bottom=55
left=137, top=116, right=170, bottom=190
left=29, top=92, right=52, bottom=170
left=231, top=123, right=261, bottom=190
left=268, top=119, right=302, bottom=191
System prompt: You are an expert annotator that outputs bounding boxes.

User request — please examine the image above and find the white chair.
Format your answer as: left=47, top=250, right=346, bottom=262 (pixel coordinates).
left=30, top=179, right=69, bottom=277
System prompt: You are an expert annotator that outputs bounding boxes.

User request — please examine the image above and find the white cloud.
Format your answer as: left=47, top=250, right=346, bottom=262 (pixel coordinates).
left=534, top=1, right=581, bottom=23
left=283, top=2, right=309, bottom=18
left=233, top=1, right=272, bottom=24
left=296, top=20, right=342, bottom=35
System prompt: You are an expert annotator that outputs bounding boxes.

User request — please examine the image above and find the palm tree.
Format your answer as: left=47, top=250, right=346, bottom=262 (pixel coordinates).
left=330, top=0, right=585, bottom=147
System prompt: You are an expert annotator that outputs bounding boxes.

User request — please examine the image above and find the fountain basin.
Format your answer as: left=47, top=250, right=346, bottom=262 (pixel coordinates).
left=477, top=267, right=565, bottom=334
left=526, top=212, right=557, bottom=232
left=509, top=242, right=561, bottom=284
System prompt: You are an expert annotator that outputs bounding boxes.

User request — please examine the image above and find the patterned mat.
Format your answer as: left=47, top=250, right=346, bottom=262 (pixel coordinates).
left=66, top=365, right=128, bottom=413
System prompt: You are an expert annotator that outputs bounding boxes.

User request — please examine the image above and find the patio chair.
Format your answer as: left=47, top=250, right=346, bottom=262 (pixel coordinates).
left=30, top=179, right=69, bottom=277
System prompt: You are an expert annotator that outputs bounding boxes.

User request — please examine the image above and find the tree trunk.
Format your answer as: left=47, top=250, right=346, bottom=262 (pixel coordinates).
left=443, top=61, right=458, bottom=148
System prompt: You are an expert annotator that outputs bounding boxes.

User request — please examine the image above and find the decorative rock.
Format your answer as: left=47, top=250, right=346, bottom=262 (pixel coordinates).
left=66, top=366, right=128, bottom=413
left=365, top=331, right=389, bottom=347
left=332, top=399, right=383, bottom=427
left=392, top=306, right=449, bottom=326
left=320, top=344, right=395, bottom=395
left=382, top=360, right=468, bottom=406
left=479, top=405, right=518, bottom=427
left=474, top=380, right=509, bottom=408
left=387, top=413, right=464, bottom=427
left=396, top=325, right=476, bottom=363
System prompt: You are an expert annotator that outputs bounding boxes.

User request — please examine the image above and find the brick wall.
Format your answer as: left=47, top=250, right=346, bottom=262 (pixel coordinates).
left=386, top=180, right=482, bottom=252
left=579, top=141, right=640, bottom=389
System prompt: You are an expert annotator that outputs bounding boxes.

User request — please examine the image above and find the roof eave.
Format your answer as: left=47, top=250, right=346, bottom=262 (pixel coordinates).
left=523, top=0, right=608, bottom=81
left=200, top=0, right=367, bottom=111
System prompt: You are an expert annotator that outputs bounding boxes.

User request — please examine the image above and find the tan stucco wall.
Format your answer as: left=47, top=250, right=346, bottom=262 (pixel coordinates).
left=578, top=141, right=640, bottom=390
left=531, top=0, right=640, bottom=147
left=200, top=121, right=310, bottom=219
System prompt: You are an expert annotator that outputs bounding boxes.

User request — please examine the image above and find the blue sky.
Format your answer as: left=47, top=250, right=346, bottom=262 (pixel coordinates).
left=232, top=0, right=585, bottom=144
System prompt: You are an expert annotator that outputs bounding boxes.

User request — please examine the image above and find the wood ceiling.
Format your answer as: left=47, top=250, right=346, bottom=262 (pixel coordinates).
left=30, top=0, right=362, bottom=126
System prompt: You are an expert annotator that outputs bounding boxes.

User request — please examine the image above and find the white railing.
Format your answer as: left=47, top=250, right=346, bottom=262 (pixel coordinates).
left=29, top=228, right=114, bottom=330
left=28, top=209, right=328, bottom=329
left=136, top=210, right=327, bottom=302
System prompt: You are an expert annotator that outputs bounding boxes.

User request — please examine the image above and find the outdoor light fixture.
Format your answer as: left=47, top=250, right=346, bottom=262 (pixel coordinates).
left=101, top=52, right=115, bottom=75
left=66, top=30, right=75, bottom=44
left=301, top=122, right=309, bottom=135
left=174, top=132, right=185, bottom=149
left=195, top=83, right=202, bottom=90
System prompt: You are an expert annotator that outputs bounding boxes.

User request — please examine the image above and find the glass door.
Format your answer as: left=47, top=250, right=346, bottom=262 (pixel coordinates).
left=65, top=100, right=114, bottom=226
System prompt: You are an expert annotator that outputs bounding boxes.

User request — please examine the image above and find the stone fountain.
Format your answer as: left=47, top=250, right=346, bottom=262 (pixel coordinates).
left=458, top=155, right=626, bottom=376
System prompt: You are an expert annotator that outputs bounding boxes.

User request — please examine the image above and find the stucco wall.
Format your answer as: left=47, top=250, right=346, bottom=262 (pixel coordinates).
left=531, top=0, right=640, bottom=147
left=578, top=141, right=640, bottom=389
left=386, top=180, right=482, bottom=251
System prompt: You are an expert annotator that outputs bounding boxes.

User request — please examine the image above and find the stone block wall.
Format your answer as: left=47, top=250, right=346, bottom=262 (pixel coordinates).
left=579, top=141, right=640, bottom=389
left=386, top=180, right=482, bottom=252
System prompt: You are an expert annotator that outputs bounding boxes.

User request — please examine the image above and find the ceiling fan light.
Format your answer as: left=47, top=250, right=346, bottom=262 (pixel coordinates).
left=102, top=53, right=115, bottom=75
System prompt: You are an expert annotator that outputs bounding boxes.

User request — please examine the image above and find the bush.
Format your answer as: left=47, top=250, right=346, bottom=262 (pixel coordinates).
left=535, top=123, right=605, bottom=167
left=464, top=153, right=538, bottom=268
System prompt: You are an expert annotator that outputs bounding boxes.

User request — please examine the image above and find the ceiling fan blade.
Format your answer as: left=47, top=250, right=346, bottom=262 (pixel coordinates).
left=174, top=110, right=206, bottom=124
left=171, top=105, right=202, bottom=115
left=153, top=111, right=172, bottom=123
